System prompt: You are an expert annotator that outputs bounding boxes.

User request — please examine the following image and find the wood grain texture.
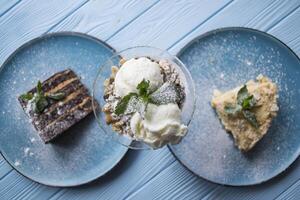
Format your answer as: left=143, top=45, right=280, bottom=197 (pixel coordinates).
left=49, top=0, right=159, bottom=40
left=0, top=0, right=300, bottom=199
left=126, top=161, right=217, bottom=200
left=48, top=148, right=175, bottom=200
left=200, top=158, right=300, bottom=200
left=0, top=0, right=89, bottom=66
left=0, top=171, right=58, bottom=200
left=0, top=154, right=12, bottom=178
left=276, top=178, right=300, bottom=200
left=269, top=6, right=300, bottom=55
left=170, top=0, right=300, bottom=54
left=0, top=0, right=20, bottom=16
left=107, top=0, right=232, bottom=51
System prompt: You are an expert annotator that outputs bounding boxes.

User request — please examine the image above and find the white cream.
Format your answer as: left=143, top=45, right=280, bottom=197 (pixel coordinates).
left=115, top=57, right=163, bottom=97
left=130, top=103, right=187, bottom=149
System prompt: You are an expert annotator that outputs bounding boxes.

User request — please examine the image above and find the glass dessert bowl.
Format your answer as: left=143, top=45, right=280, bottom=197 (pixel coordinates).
left=92, top=46, right=195, bottom=150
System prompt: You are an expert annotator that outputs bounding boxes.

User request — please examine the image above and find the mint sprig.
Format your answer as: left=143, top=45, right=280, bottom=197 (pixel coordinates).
left=224, top=85, right=259, bottom=128
left=114, top=79, right=181, bottom=116
left=115, top=79, right=152, bottom=116
left=137, top=79, right=150, bottom=98
left=242, top=110, right=259, bottom=129
left=20, top=93, right=33, bottom=101
left=20, top=80, right=66, bottom=114
left=47, top=92, right=66, bottom=100
left=115, top=93, right=138, bottom=115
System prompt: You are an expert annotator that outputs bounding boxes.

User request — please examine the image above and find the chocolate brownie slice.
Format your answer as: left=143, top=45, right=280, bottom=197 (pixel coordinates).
left=18, top=69, right=97, bottom=143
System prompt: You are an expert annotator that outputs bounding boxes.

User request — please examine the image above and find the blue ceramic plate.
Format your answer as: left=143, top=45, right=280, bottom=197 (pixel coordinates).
left=170, top=27, right=300, bottom=186
left=0, top=32, right=128, bottom=187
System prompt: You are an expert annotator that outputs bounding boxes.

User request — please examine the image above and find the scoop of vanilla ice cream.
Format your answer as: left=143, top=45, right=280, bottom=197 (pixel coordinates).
left=114, top=57, right=164, bottom=97
left=130, top=103, right=187, bottom=149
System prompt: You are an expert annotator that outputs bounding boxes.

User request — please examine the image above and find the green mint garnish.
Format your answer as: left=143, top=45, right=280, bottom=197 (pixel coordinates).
left=20, top=80, right=66, bottom=114
left=224, top=104, right=242, bottom=116
left=34, top=95, right=48, bottom=113
left=115, top=79, right=152, bottom=116
left=115, top=93, right=138, bottom=115
left=137, top=79, right=150, bottom=97
left=224, top=85, right=259, bottom=128
left=114, top=79, right=181, bottom=116
left=237, top=85, right=248, bottom=105
left=37, top=81, right=43, bottom=95
left=20, top=93, right=33, bottom=101
left=242, top=95, right=256, bottom=109
left=242, top=110, right=259, bottom=129
left=46, top=92, right=65, bottom=100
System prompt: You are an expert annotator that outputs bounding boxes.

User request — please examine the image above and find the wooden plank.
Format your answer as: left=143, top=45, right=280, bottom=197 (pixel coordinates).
left=47, top=148, right=175, bottom=200
left=0, top=171, right=58, bottom=200
left=0, top=0, right=20, bottom=16
left=0, top=154, right=12, bottom=178
left=107, top=0, right=232, bottom=51
left=276, top=178, right=300, bottom=200
left=49, top=0, right=159, bottom=40
left=170, top=0, right=300, bottom=54
left=107, top=0, right=300, bottom=54
left=269, top=7, right=300, bottom=55
left=0, top=0, right=89, bottom=66
left=125, top=161, right=217, bottom=200
left=0, top=0, right=159, bottom=67
left=0, top=1, right=299, bottom=200
left=200, top=158, right=300, bottom=200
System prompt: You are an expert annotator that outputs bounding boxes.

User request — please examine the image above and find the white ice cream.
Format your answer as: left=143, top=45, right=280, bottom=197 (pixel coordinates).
left=130, top=103, right=187, bottom=149
left=115, top=57, right=164, bottom=97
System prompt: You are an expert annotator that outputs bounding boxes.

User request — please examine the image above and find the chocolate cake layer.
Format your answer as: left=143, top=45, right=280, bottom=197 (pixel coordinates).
left=18, top=69, right=96, bottom=143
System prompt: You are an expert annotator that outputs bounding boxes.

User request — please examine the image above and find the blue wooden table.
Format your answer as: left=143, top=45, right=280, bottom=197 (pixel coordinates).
left=1, top=1, right=300, bottom=199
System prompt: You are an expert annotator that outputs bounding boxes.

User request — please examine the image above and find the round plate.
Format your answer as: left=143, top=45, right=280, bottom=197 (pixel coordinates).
left=170, top=27, right=300, bottom=186
left=0, top=32, right=128, bottom=187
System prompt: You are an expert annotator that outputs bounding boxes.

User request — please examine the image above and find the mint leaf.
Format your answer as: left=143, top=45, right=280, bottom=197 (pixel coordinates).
left=223, top=84, right=259, bottom=128
left=114, top=79, right=152, bottom=115
left=114, top=79, right=181, bottom=116
left=137, top=79, right=150, bottom=97
left=34, top=95, right=48, bottom=113
left=242, top=95, right=256, bottom=109
left=124, top=96, right=142, bottom=114
left=237, top=85, right=249, bottom=105
left=20, top=93, right=33, bottom=101
left=37, top=80, right=43, bottom=95
left=115, top=93, right=137, bottom=115
left=224, top=104, right=242, bottom=115
left=47, top=92, right=65, bottom=100
left=242, top=110, right=259, bottom=128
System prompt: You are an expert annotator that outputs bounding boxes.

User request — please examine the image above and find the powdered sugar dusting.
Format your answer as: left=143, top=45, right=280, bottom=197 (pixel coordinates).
left=0, top=34, right=127, bottom=185
left=173, top=29, right=300, bottom=185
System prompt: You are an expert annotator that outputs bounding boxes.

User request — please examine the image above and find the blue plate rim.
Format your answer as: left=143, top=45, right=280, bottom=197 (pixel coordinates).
left=170, top=27, right=300, bottom=186
left=0, top=31, right=129, bottom=187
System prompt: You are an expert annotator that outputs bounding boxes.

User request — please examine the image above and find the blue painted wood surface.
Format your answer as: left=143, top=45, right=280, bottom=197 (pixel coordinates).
left=0, top=0, right=299, bottom=199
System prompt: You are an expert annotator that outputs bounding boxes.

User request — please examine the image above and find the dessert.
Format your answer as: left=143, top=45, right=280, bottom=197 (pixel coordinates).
left=102, top=57, right=187, bottom=149
left=114, top=57, right=164, bottom=97
left=130, top=103, right=187, bottom=148
left=18, top=69, right=96, bottom=143
left=211, top=75, right=279, bottom=151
